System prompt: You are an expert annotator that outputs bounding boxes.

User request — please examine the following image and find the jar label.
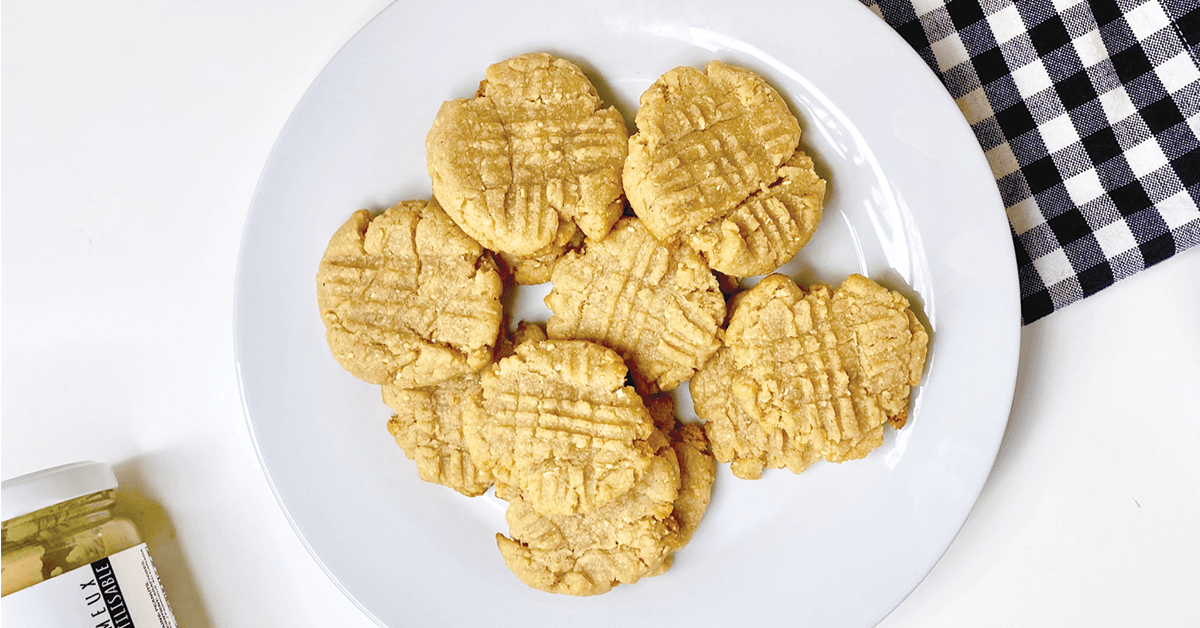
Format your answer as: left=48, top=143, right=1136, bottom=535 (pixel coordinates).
left=1, top=543, right=178, bottom=627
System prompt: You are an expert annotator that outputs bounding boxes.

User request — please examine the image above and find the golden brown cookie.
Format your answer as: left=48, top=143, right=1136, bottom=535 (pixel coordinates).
left=545, top=218, right=725, bottom=393
left=464, top=339, right=657, bottom=516
left=316, top=200, right=503, bottom=388
left=384, top=375, right=493, bottom=497
left=427, top=52, right=628, bottom=258
left=383, top=322, right=548, bottom=497
left=624, top=61, right=825, bottom=277
left=825, top=274, right=930, bottom=451
left=495, top=431, right=681, bottom=596
left=692, top=274, right=928, bottom=479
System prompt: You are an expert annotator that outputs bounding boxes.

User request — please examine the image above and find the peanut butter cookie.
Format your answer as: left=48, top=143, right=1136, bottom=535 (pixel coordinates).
left=464, top=339, right=657, bottom=516
left=495, top=430, right=681, bottom=596
left=427, top=52, right=628, bottom=258
left=624, top=61, right=825, bottom=277
left=545, top=218, right=725, bottom=393
left=692, top=274, right=928, bottom=479
left=316, top=200, right=503, bottom=388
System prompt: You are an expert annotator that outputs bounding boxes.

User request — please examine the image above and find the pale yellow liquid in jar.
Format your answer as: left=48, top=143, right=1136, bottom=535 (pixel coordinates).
left=1, top=490, right=141, bottom=597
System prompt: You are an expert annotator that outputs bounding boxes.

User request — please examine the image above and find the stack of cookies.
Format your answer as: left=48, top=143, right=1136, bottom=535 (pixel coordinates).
left=315, top=52, right=928, bottom=596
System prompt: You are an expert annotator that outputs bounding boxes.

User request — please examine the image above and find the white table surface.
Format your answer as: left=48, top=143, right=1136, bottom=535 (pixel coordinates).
left=3, top=1, right=1198, bottom=626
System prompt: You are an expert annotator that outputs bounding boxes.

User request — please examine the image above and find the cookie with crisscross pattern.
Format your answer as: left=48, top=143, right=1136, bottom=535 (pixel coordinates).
left=495, top=428, right=680, bottom=596
left=464, top=339, right=657, bottom=516
left=427, top=52, right=628, bottom=258
left=316, top=199, right=503, bottom=388
left=692, top=274, right=928, bottom=479
left=624, top=61, right=825, bottom=277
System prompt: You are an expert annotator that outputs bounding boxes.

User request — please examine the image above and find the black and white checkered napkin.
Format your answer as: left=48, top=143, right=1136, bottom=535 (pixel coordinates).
left=861, top=0, right=1200, bottom=323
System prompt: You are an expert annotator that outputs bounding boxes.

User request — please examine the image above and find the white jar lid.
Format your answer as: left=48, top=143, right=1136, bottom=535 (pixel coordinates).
left=1, top=461, right=119, bottom=522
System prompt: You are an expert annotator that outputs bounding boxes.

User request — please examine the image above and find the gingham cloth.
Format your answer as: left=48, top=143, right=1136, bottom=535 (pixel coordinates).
left=861, top=0, right=1200, bottom=323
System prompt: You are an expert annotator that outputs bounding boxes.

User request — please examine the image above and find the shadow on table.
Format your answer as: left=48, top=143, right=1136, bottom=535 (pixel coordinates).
left=987, top=322, right=1047, bottom=483
left=113, top=458, right=214, bottom=628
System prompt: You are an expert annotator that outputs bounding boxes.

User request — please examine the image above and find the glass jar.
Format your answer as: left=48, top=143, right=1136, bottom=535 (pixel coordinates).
left=1, top=462, right=178, bottom=627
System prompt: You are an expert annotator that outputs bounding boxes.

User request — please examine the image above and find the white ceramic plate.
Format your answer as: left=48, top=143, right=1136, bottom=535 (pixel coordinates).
left=234, top=0, right=1020, bottom=626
